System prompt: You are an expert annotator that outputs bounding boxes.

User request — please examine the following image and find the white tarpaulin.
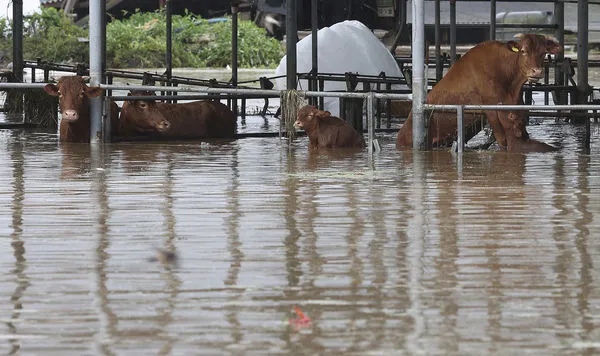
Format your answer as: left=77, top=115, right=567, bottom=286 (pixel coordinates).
left=275, top=20, right=406, bottom=116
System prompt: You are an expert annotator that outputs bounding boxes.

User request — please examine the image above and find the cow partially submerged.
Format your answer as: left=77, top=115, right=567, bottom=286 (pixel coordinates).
left=396, top=34, right=561, bottom=152
left=44, top=76, right=118, bottom=143
left=119, top=91, right=237, bottom=139
left=294, top=105, right=365, bottom=151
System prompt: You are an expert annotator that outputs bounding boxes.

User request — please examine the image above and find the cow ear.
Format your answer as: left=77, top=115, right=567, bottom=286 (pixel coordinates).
left=86, top=86, right=104, bottom=98
left=314, top=110, right=331, bottom=119
left=544, top=36, right=562, bottom=54
left=506, top=41, right=521, bottom=53
left=43, top=83, right=59, bottom=96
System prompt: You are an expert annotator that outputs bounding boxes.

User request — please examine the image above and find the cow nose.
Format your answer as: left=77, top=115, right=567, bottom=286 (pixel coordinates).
left=529, top=67, right=543, bottom=78
left=62, top=110, right=78, bottom=122
left=293, top=120, right=302, bottom=129
left=157, top=120, right=170, bottom=131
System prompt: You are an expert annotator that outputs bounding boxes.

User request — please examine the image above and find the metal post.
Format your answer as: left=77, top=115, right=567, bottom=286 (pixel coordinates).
left=89, top=0, right=106, bottom=143
left=231, top=5, right=239, bottom=115
left=434, top=0, right=442, bottom=81
left=554, top=1, right=565, bottom=104
left=577, top=0, right=588, bottom=105
left=165, top=0, right=172, bottom=102
left=456, top=105, right=464, bottom=153
left=286, top=0, right=297, bottom=90
left=165, top=0, right=172, bottom=78
left=489, top=0, right=496, bottom=40
left=449, top=0, right=456, bottom=65
left=412, top=0, right=426, bottom=149
left=585, top=109, right=591, bottom=152
left=367, top=92, right=374, bottom=155
left=310, top=0, right=318, bottom=105
left=578, top=0, right=590, bottom=148
left=12, top=0, right=23, bottom=82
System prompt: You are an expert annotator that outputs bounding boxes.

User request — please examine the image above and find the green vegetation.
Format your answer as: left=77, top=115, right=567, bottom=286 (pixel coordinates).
left=0, top=7, right=284, bottom=68
left=0, top=8, right=88, bottom=65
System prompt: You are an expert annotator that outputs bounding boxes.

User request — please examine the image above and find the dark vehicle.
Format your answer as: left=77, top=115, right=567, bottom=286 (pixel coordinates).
left=249, top=0, right=398, bottom=39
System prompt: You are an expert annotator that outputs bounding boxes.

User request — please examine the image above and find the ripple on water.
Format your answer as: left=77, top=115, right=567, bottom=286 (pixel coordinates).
left=0, top=121, right=598, bottom=354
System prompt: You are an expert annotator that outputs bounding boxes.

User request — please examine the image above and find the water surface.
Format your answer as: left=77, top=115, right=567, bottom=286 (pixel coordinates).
left=1, top=120, right=600, bottom=354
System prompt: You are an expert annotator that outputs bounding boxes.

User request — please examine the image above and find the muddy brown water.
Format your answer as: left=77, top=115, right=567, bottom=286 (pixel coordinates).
left=1, top=117, right=600, bottom=354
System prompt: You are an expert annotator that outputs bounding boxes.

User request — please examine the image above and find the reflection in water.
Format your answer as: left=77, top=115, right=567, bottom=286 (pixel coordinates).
left=573, top=155, right=595, bottom=356
left=8, top=132, right=30, bottom=355
left=92, top=144, right=117, bottom=356
left=1, top=125, right=600, bottom=354
left=224, top=146, right=244, bottom=347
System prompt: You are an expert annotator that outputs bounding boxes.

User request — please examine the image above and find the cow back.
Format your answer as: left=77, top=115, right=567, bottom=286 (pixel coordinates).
left=157, top=100, right=236, bottom=139
left=309, top=115, right=365, bottom=150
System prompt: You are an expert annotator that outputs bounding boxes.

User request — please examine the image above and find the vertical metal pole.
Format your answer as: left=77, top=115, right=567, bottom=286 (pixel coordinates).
left=310, top=0, right=318, bottom=106
left=165, top=0, right=172, bottom=102
left=456, top=105, right=464, bottom=153
left=449, top=0, right=456, bottom=65
left=585, top=110, right=591, bottom=153
left=489, top=0, right=496, bottom=40
left=578, top=0, right=590, bottom=149
left=286, top=0, right=297, bottom=90
left=231, top=5, right=239, bottom=115
left=434, top=0, right=442, bottom=81
left=367, top=92, right=374, bottom=156
left=412, top=0, right=426, bottom=150
left=12, top=0, right=23, bottom=82
left=577, top=0, right=588, bottom=105
left=554, top=1, right=565, bottom=104
left=165, top=0, right=172, bottom=78
left=89, top=0, right=106, bottom=144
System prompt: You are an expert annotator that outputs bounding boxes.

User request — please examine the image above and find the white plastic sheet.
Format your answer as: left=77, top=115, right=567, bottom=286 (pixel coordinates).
left=275, top=20, right=405, bottom=116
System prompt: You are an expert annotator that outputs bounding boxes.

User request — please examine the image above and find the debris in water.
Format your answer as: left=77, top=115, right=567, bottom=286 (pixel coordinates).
left=288, top=306, right=312, bottom=331
left=148, top=248, right=178, bottom=266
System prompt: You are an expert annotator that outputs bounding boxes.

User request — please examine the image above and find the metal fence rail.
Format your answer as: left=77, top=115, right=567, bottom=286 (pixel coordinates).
left=2, top=81, right=600, bottom=154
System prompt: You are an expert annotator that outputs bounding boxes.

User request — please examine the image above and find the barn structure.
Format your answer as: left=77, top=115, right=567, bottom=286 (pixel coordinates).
left=3, top=0, right=600, bottom=151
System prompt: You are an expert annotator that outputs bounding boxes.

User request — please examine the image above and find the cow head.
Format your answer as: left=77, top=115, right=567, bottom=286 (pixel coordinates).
left=120, top=90, right=171, bottom=134
left=508, top=33, right=562, bottom=84
left=43, top=76, right=103, bottom=123
left=294, top=105, right=331, bottom=130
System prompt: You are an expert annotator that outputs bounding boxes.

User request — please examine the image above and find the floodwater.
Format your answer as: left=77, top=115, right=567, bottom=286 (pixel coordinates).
left=2, top=117, right=600, bottom=355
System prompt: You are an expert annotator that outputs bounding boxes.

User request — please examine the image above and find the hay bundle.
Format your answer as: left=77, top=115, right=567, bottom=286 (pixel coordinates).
left=279, top=89, right=305, bottom=140
left=1, top=72, right=58, bottom=128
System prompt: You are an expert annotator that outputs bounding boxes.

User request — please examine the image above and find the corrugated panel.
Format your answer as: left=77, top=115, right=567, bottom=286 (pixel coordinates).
left=40, top=0, right=62, bottom=5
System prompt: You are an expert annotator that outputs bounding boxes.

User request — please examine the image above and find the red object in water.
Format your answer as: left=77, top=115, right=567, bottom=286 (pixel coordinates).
left=289, top=306, right=312, bottom=330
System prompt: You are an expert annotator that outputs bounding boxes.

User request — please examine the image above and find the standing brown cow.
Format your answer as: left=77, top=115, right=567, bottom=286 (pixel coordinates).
left=119, top=91, right=237, bottom=139
left=294, top=105, right=365, bottom=151
left=396, top=34, right=562, bottom=152
left=44, top=76, right=106, bottom=143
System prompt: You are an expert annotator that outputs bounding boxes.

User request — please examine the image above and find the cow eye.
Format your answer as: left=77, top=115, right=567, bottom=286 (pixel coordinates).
left=139, top=102, right=147, bottom=109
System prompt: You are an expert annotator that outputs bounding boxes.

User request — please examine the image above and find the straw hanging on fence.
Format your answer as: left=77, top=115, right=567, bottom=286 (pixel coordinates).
left=279, top=89, right=305, bottom=140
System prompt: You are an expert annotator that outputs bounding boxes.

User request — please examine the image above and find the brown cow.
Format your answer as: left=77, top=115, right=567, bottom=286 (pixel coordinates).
left=117, top=91, right=171, bottom=137
left=396, top=33, right=561, bottom=152
left=294, top=105, right=365, bottom=151
left=44, top=76, right=105, bottom=143
left=119, top=90, right=237, bottom=139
